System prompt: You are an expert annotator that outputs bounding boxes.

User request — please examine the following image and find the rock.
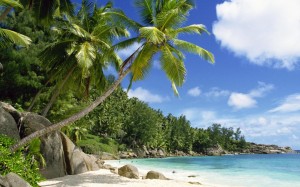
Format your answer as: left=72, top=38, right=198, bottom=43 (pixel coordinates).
left=21, top=113, right=66, bottom=179
left=188, top=181, right=202, bottom=185
left=110, top=167, right=118, bottom=174
left=206, top=144, right=224, bottom=156
left=5, top=173, right=32, bottom=187
left=118, top=164, right=139, bottom=179
left=157, top=149, right=165, bottom=157
left=103, top=164, right=112, bottom=169
left=0, top=102, right=21, bottom=123
left=71, top=148, right=89, bottom=174
left=99, top=152, right=119, bottom=160
left=188, top=175, right=197, bottom=178
left=60, top=133, right=100, bottom=175
left=0, top=175, right=9, bottom=187
left=145, top=171, right=168, bottom=180
left=0, top=107, right=20, bottom=140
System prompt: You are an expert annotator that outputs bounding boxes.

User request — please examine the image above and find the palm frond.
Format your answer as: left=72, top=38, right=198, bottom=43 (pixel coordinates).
left=112, top=37, right=140, bottom=51
left=172, top=24, right=208, bottom=36
left=75, top=41, right=96, bottom=77
left=173, top=39, right=214, bottom=63
left=131, top=43, right=157, bottom=81
left=140, top=26, right=166, bottom=45
left=0, top=28, right=31, bottom=47
left=156, top=0, right=194, bottom=30
left=0, top=0, right=23, bottom=8
left=134, top=0, right=155, bottom=24
left=160, top=44, right=186, bottom=87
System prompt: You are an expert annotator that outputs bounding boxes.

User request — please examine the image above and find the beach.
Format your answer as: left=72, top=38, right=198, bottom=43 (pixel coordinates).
left=38, top=160, right=214, bottom=187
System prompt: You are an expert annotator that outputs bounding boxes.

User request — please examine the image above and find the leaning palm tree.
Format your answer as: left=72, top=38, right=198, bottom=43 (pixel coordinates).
left=11, top=0, right=214, bottom=152
left=36, top=0, right=133, bottom=117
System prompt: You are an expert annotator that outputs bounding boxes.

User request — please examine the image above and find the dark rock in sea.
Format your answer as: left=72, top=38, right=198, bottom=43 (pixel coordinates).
left=145, top=171, right=168, bottom=180
left=118, top=164, right=139, bottom=179
left=188, top=175, right=197, bottom=178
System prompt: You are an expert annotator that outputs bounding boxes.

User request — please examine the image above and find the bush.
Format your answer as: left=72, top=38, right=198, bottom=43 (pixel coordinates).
left=0, top=135, right=43, bottom=187
left=77, top=134, right=119, bottom=155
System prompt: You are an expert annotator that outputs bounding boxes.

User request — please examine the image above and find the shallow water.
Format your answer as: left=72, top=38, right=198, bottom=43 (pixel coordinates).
left=115, top=154, right=300, bottom=187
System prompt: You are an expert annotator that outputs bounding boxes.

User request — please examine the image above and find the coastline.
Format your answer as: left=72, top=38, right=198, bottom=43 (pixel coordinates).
left=38, top=160, right=219, bottom=187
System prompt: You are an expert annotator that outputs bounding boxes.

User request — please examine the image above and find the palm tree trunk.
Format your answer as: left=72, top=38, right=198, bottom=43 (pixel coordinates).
left=41, top=66, right=76, bottom=117
left=27, top=79, right=51, bottom=111
left=10, top=68, right=130, bottom=152
left=0, top=7, right=12, bottom=22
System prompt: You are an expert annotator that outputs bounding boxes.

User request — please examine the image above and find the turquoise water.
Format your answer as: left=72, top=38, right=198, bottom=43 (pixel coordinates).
left=117, top=154, right=300, bottom=187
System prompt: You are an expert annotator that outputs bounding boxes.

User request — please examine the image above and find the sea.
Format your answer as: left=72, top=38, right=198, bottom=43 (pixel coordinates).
left=112, top=154, right=300, bottom=187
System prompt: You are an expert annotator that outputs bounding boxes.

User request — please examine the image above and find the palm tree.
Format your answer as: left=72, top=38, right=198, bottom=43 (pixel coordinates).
left=0, top=0, right=31, bottom=47
left=11, top=0, right=214, bottom=152
left=36, top=0, right=133, bottom=117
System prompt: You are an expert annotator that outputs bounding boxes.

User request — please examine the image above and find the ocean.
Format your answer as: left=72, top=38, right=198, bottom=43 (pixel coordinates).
left=113, top=154, right=300, bottom=187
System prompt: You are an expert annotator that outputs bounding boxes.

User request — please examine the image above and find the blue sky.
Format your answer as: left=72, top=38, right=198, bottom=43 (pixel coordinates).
left=100, top=0, right=300, bottom=149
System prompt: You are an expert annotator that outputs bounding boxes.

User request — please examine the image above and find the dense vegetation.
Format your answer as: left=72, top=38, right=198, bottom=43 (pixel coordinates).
left=0, top=1, right=247, bottom=156
left=0, top=135, right=44, bottom=187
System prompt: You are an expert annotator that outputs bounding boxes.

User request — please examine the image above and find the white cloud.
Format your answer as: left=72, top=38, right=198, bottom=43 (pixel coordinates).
left=117, top=42, right=142, bottom=59
left=127, top=87, right=168, bottom=103
left=227, top=82, right=274, bottom=109
left=269, top=94, right=300, bottom=113
left=187, top=87, right=201, bottom=97
left=228, top=93, right=257, bottom=109
left=205, top=87, right=230, bottom=98
left=179, top=107, right=300, bottom=148
left=248, top=82, right=274, bottom=97
left=213, top=0, right=300, bottom=70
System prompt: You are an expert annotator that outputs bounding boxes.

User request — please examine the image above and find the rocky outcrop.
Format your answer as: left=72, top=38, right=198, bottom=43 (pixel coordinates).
left=60, top=133, right=102, bottom=175
left=0, top=102, right=105, bottom=180
left=21, top=113, right=66, bottom=179
left=118, top=164, right=139, bottom=179
left=206, top=144, right=225, bottom=156
left=121, top=146, right=166, bottom=159
left=248, top=143, right=295, bottom=154
left=145, top=171, right=168, bottom=180
left=0, top=173, right=32, bottom=187
left=0, top=107, right=20, bottom=140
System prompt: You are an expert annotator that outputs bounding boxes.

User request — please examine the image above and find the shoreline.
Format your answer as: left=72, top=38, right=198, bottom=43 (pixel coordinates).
left=38, top=159, right=219, bottom=187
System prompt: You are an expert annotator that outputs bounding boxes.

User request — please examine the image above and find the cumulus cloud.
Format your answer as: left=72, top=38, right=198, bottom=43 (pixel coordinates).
left=228, top=82, right=274, bottom=109
left=205, top=87, right=230, bottom=98
left=213, top=0, right=300, bottom=70
left=117, top=42, right=142, bottom=59
left=269, top=94, right=300, bottom=113
left=187, top=87, right=201, bottom=97
left=228, top=93, right=257, bottom=109
left=127, top=87, right=168, bottom=103
left=179, top=107, right=300, bottom=148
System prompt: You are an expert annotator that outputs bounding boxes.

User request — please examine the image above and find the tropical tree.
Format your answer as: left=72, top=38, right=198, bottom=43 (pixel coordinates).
left=0, top=0, right=31, bottom=47
left=35, top=0, right=132, bottom=117
left=11, top=0, right=214, bottom=152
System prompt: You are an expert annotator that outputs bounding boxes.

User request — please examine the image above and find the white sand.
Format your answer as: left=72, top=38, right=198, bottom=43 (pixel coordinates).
left=39, top=160, right=219, bottom=187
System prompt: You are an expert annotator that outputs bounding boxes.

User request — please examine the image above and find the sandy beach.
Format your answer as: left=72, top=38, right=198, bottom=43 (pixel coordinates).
left=39, top=160, right=216, bottom=187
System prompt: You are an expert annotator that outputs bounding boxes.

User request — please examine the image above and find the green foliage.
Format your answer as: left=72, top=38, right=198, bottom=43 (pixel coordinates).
left=77, top=134, right=119, bottom=155
left=0, top=135, right=43, bottom=187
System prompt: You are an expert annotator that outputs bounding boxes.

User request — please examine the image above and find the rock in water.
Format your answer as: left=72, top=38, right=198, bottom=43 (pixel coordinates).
left=118, top=164, right=139, bottom=179
left=145, top=171, right=168, bottom=180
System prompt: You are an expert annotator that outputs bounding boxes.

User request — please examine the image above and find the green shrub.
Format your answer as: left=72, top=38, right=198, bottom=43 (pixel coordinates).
left=77, top=134, right=119, bottom=155
left=0, top=135, right=44, bottom=187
